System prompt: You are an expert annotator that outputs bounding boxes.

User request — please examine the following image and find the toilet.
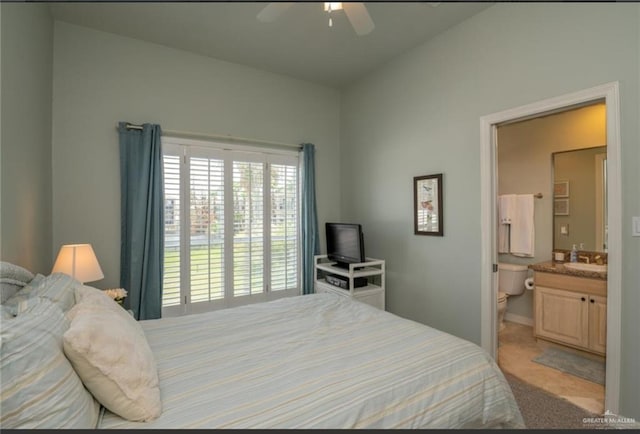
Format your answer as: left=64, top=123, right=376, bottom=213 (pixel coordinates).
left=497, top=262, right=529, bottom=331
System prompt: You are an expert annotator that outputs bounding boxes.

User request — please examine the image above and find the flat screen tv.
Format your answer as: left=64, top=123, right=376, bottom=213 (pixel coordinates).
left=325, top=222, right=365, bottom=268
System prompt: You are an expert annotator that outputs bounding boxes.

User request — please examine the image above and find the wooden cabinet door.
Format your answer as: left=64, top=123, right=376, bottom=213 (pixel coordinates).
left=535, top=286, right=588, bottom=348
left=588, top=295, right=607, bottom=354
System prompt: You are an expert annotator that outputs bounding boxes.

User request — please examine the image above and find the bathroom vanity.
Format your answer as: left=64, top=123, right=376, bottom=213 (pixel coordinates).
left=530, top=261, right=607, bottom=355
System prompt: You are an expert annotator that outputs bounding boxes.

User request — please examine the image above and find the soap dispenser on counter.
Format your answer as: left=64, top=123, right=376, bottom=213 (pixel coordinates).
left=570, top=244, right=578, bottom=263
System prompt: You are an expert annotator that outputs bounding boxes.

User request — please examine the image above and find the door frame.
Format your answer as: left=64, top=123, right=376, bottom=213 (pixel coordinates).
left=479, top=82, right=621, bottom=413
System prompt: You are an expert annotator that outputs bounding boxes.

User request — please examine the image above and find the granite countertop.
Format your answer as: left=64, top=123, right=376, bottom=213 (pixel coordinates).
left=528, top=261, right=607, bottom=281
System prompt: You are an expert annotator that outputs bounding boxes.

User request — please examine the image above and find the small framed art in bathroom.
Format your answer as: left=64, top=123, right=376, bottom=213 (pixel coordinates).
left=553, top=180, right=569, bottom=198
left=554, top=198, right=569, bottom=216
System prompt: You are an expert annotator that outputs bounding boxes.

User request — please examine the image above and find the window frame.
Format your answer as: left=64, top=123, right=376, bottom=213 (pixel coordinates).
left=161, top=136, right=301, bottom=317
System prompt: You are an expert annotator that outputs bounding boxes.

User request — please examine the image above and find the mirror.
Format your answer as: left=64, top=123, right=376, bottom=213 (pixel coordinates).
left=552, top=146, right=607, bottom=252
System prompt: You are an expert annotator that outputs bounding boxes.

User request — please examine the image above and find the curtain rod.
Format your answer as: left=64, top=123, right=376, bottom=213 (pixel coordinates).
left=118, top=123, right=301, bottom=150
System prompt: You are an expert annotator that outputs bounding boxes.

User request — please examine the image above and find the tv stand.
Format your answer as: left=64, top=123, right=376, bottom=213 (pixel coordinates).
left=332, top=261, right=364, bottom=271
left=313, top=255, right=385, bottom=310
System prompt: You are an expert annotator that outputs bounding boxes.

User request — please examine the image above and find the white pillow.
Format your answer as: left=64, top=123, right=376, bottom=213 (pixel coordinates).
left=73, top=283, right=113, bottom=306
left=63, top=299, right=162, bottom=422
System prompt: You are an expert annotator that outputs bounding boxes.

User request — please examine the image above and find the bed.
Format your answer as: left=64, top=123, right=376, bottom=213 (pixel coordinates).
left=1, top=263, right=524, bottom=429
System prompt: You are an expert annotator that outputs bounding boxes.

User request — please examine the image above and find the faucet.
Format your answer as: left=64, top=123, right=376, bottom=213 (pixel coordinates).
left=578, top=255, right=590, bottom=264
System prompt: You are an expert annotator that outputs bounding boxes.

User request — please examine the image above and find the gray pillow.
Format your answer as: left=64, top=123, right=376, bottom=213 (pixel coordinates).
left=1, top=281, right=22, bottom=304
left=5, top=273, right=78, bottom=313
left=0, top=261, right=35, bottom=284
left=0, top=304, right=14, bottom=320
left=3, top=274, right=46, bottom=308
left=0, top=297, right=100, bottom=428
left=0, top=262, right=36, bottom=304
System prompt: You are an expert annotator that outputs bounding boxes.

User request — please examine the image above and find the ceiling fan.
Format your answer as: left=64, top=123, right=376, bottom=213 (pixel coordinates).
left=257, top=2, right=375, bottom=36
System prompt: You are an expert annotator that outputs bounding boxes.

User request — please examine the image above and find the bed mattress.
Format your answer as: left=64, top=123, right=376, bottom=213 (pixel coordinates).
left=98, top=293, right=524, bottom=429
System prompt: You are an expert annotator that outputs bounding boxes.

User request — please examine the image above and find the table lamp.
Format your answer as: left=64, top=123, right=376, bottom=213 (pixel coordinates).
left=52, top=243, right=104, bottom=283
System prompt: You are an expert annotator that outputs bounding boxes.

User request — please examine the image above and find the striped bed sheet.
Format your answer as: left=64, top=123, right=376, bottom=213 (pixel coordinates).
left=98, top=293, right=524, bottom=429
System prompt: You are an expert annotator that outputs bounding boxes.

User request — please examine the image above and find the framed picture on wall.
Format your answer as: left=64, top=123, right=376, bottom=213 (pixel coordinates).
left=414, top=173, right=443, bottom=236
left=553, top=180, right=569, bottom=198
left=554, top=198, right=569, bottom=216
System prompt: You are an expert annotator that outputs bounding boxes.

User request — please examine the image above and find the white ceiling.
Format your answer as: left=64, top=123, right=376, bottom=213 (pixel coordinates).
left=49, top=2, right=493, bottom=89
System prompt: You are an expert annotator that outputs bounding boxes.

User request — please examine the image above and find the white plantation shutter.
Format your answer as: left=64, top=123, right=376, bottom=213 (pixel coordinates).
left=232, top=160, right=264, bottom=296
left=270, top=162, right=298, bottom=291
left=162, top=137, right=299, bottom=316
left=189, top=154, right=225, bottom=303
left=162, top=151, right=181, bottom=307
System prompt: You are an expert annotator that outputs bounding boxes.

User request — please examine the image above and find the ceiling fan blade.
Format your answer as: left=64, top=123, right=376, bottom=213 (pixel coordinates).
left=343, top=3, right=375, bottom=36
left=257, top=3, right=295, bottom=23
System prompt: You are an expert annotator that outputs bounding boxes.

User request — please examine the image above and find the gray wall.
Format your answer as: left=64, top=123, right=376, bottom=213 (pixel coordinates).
left=52, top=22, right=342, bottom=290
left=0, top=3, right=53, bottom=274
left=341, top=3, right=639, bottom=418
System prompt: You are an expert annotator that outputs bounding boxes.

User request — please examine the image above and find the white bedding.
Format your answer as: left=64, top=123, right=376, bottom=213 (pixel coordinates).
left=98, top=293, right=524, bottom=429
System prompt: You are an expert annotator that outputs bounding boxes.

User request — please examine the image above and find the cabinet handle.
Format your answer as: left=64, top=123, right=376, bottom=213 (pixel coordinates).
left=590, top=299, right=595, bottom=303
left=581, top=297, right=586, bottom=302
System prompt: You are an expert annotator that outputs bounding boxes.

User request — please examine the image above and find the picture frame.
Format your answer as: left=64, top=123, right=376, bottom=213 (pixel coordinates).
left=414, top=173, right=443, bottom=236
left=553, top=180, right=569, bottom=198
left=554, top=198, right=569, bottom=216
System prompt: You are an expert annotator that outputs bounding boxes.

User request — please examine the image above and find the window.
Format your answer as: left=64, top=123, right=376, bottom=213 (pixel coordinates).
left=162, top=138, right=299, bottom=316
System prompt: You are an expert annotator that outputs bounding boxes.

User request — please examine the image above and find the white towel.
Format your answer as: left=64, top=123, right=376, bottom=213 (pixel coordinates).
left=498, top=223, right=510, bottom=253
left=510, top=194, right=535, bottom=257
left=498, top=194, right=517, bottom=224
left=497, top=195, right=516, bottom=253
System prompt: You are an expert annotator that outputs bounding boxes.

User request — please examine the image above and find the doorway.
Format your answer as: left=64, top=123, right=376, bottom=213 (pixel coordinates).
left=479, top=82, right=622, bottom=414
left=495, top=103, right=607, bottom=413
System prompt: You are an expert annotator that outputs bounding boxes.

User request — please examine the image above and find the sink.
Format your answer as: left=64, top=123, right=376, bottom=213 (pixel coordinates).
left=563, top=262, right=607, bottom=272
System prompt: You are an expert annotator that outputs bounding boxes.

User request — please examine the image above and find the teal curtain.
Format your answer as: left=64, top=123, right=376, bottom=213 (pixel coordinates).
left=118, top=122, right=163, bottom=320
left=300, top=143, right=320, bottom=295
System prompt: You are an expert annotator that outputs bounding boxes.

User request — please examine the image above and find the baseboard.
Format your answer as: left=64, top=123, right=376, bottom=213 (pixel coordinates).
left=504, top=312, right=533, bottom=327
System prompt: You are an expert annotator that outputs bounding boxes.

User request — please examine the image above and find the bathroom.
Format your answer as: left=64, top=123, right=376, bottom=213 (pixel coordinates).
left=495, top=102, right=607, bottom=414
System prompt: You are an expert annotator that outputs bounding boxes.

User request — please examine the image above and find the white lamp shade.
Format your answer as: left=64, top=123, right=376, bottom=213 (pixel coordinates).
left=324, top=2, right=343, bottom=11
left=52, top=244, right=104, bottom=283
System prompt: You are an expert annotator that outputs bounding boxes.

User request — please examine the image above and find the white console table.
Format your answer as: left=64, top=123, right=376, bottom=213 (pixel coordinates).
left=313, top=255, right=385, bottom=310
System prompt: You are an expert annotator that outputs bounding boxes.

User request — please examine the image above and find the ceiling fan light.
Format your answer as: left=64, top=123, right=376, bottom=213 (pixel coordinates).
left=323, top=3, right=343, bottom=12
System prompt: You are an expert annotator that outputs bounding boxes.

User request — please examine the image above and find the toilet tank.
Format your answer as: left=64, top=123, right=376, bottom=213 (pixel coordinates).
left=498, top=262, right=529, bottom=295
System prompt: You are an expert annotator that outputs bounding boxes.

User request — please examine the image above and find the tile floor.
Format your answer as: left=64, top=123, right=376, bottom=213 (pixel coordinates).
left=498, top=321, right=605, bottom=415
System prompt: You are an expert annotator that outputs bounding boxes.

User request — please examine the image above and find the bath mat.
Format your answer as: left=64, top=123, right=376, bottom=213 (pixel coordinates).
left=532, top=347, right=605, bottom=385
